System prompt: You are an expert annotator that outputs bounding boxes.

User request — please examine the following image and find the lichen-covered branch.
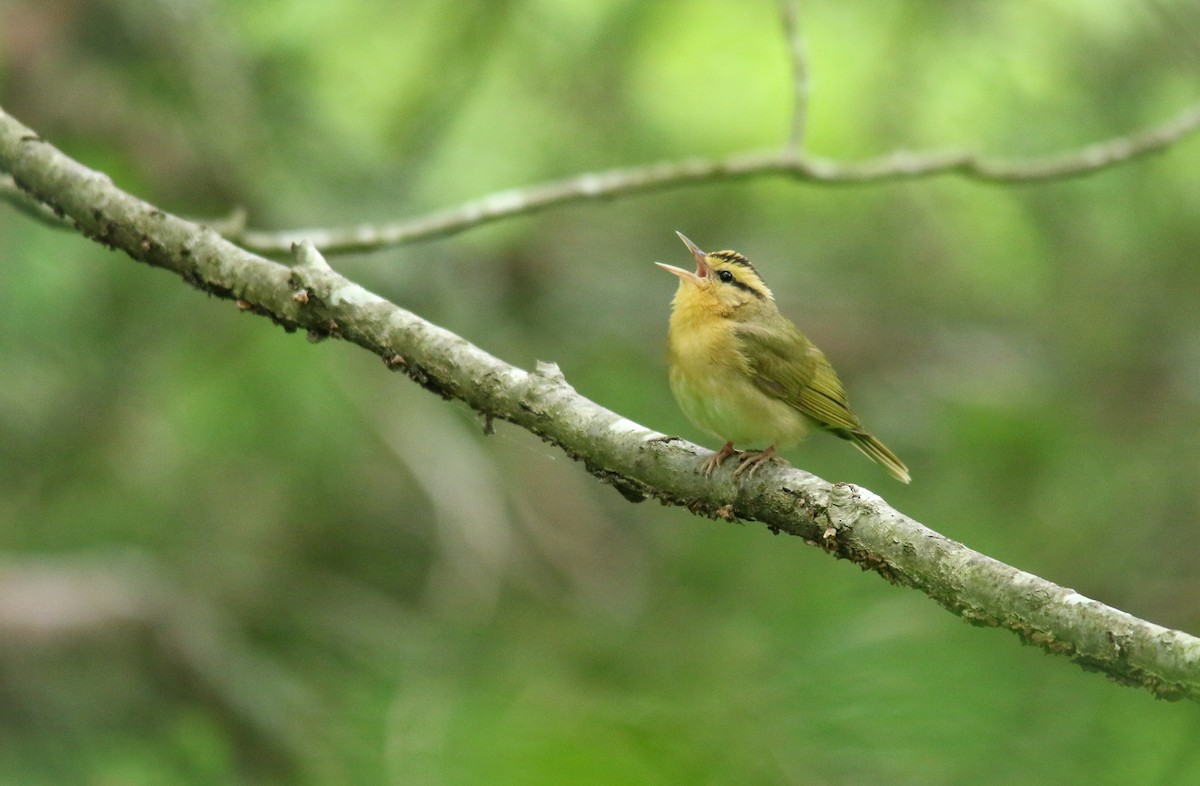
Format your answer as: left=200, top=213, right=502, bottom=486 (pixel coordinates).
left=231, top=99, right=1200, bottom=255
left=2, top=105, right=1199, bottom=702
left=1, top=171, right=71, bottom=228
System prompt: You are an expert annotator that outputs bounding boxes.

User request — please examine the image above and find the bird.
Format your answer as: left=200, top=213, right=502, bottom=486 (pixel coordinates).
left=656, top=232, right=910, bottom=483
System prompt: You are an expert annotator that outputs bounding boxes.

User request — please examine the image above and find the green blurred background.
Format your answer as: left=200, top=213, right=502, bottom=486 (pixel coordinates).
left=3, top=0, right=1200, bottom=783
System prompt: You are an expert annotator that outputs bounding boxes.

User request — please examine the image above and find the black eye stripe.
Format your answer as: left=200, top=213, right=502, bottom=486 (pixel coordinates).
left=732, top=279, right=764, bottom=298
left=715, top=268, right=764, bottom=299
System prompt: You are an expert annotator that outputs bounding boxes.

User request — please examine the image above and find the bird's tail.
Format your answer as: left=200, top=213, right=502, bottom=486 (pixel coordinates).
left=848, top=431, right=911, bottom=484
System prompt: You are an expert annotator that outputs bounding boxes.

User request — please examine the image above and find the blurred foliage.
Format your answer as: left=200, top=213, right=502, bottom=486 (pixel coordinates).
left=3, top=0, right=1200, bottom=783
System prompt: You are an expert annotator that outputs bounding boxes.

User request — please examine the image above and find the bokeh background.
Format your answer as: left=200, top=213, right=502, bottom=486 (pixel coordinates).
left=3, top=0, right=1200, bottom=783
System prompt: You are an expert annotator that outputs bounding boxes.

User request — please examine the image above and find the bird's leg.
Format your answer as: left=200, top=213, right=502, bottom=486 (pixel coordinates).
left=701, top=441, right=738, bottom=477
left=733, top=446, right=786, bottom=479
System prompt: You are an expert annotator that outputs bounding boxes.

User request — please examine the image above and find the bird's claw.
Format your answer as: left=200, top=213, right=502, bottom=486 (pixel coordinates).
left=732, top=447, right=785, bottom=479
left=701, top=444, right=785, bottom=479
left=701, top=441, right=738, bottom=477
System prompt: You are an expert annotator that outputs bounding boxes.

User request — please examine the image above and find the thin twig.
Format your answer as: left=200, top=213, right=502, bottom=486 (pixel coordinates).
left=4, top=106, right=1200, bottom=702
left=780, top=0, right=810, bottom=151
left=231, top=98, right=1200, bottom=255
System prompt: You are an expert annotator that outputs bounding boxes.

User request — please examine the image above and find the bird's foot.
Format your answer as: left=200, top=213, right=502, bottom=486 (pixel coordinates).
left=733, top=446, right=786, bottom=479
left=700, top=442, right=738, bottom=477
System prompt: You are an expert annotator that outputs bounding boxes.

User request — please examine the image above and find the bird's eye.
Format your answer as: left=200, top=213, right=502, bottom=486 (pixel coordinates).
left=717, top=270, right=734, bottom=283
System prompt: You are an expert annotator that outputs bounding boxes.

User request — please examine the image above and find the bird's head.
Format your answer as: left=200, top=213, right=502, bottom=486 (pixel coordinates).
left=656, top=232, right=774, bottom=316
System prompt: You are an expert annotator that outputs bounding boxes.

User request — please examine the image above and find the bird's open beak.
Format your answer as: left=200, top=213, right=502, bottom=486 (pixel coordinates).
left=655, top=231, right=709, bottom=283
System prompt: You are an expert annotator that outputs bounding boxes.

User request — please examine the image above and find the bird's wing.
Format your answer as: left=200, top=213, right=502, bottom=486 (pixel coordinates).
left=736, top=319, right=863, bottom=432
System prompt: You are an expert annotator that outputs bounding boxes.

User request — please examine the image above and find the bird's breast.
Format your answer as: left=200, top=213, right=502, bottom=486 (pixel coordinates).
left=666, top=309, right=810, bottom=447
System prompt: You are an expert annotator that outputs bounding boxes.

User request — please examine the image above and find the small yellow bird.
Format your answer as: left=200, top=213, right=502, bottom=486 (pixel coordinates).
left=657, top=232, right=910, bottom=482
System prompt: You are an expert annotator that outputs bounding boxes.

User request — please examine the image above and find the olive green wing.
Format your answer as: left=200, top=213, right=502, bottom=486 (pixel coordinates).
left=737, top=318, right=911, bottom=483
left=735, top=318, right=862, bottom=432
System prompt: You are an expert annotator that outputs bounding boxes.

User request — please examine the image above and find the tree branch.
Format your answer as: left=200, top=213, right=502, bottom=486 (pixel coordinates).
left=780, top=0, right=810, bottom=152
left=3, top=105, right=1198, bottom=702
left=1, top=171, right=72, bottom=228
left=231, top=99, right=1200, bottom=255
